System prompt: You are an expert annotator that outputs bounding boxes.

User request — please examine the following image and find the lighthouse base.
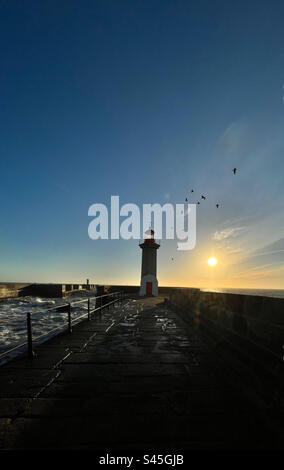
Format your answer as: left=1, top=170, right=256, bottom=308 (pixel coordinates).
left=139, top=275, right=158, bottom=297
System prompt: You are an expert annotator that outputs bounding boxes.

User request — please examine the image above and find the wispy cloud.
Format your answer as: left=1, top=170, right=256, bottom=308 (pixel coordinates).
left=250, top=237, right=284, bottom=256
left=232, top=262, right=284, bottom=280
left=249, top=249, right=284, bottom=258
left=243, top=237, right=284, bottom=263
left=212, top=227, right=245, bottom=241
left=223, top=246, right=244, bottom=255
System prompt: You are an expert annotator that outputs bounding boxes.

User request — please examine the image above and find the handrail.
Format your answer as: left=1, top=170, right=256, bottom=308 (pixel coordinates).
left=29, top=291, right=120, bottom=316
left=0, top=291, right=124, bottom=363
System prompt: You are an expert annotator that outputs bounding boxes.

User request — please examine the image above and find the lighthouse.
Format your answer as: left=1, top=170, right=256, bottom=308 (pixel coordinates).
left=139, top=229, right=160, bottom=296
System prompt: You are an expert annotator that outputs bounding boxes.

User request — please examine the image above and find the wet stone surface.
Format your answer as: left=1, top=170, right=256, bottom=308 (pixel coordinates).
left=0, top=297, right=275, bottom=449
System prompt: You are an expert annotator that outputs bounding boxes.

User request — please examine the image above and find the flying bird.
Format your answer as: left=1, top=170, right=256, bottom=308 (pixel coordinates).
left=191, top=189, right=194, bottom=193
left=201, top=195, right=206, bottom=200
left=185, top=198, right=188, bottom=202
left=197, top=201, right=200, bottom=205
left=216, top=204, right=219, bottom=208
left=233, top=168, right=237, bottom=174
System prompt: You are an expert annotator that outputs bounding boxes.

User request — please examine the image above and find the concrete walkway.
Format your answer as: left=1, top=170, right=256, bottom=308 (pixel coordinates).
left=0, top=297, right=274, bottom=449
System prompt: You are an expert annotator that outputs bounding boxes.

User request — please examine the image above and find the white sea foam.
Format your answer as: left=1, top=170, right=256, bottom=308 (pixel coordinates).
left=0, top=295, right=134, bottom=365
left=0, top=295, right=92, bottom=362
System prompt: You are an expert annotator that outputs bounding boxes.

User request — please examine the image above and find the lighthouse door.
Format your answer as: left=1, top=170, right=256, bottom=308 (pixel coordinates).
left=146, top=282, right=152, bottom=296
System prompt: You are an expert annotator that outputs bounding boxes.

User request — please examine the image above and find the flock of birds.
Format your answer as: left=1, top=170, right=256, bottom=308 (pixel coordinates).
left=184, top=168, right=237, bottom=208
left=170, top=168, right=238, bottom=261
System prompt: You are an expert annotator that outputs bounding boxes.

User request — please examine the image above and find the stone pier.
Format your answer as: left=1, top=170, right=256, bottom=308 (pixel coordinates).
left=0, top=297, right=282, bottom=449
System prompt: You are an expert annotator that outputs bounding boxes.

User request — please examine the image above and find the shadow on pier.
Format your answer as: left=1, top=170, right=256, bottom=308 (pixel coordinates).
left=0, top=296, right=283, bottom=450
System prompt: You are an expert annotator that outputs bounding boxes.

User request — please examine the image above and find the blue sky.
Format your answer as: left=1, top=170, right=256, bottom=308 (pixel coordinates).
left=1, top=0, right=284, bottom=288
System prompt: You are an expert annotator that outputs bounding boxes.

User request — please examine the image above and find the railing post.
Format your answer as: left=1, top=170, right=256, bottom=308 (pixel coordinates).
left=100, top=296, right=102, bottom=316
left=68, top=303, right=72, bottom=333
left=27, top=312, right=34, bottom=358
left=88, top=298, right=90, bottom=321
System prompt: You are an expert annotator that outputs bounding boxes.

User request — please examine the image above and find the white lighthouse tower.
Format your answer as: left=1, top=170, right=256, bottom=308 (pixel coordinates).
left=139, top=229, right=160, bottom=296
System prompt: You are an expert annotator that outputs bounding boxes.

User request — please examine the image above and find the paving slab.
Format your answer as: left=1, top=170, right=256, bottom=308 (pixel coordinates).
left=0, top=296, right=277, bottom=449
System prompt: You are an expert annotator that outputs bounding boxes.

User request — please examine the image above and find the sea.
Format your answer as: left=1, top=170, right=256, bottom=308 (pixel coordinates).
left=200, top=288, right=284, bottom=299
left=0, top=293, right=115, bottom=364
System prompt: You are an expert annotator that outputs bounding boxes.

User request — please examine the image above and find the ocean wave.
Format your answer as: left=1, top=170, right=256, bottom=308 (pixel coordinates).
left=0, top=294, right=95, bottom=364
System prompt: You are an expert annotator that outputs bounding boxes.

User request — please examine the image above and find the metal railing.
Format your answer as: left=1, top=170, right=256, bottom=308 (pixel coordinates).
left=0, top=291, right=124, bottom=362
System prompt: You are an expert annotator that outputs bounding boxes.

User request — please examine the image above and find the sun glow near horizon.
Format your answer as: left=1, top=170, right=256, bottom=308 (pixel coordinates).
left=208, top=257, right=218, bottom=267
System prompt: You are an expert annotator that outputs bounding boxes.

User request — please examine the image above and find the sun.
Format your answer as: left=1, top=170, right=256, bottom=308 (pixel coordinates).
left=208, top=257, right=217, bottom=267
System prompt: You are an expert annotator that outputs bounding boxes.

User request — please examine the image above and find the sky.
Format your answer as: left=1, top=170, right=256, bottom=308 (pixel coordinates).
left=1, top=0, right=284, bottom=289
